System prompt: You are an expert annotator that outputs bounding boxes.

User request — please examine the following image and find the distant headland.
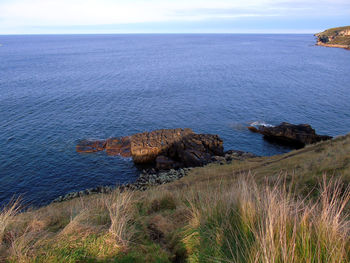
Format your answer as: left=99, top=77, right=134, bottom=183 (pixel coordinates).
left=315, top=26, right=350, bottom=50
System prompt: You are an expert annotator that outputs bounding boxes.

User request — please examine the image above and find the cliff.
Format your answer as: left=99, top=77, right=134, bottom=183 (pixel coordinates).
left=315, top=26, right=350, bottom=50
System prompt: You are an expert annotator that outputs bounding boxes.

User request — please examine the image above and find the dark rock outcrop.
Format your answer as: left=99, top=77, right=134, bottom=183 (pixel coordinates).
left=248, top=122, right=332, bottom=148
left=76, top=128, right=224, bottom=168
left=158, top=131, right=224, bottom=168
left=156, top=156, right=179, bottom=170
left=130, top=128, right=193, bottom=164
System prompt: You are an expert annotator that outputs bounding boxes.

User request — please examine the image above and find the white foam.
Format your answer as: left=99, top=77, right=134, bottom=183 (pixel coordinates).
left=250, top=121, right=274, bottom=127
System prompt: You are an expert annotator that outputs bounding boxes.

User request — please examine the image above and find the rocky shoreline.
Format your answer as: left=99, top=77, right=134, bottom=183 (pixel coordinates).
left=316, top=42, right=350, bottom=50
left=315, top=26, right=350, bottom=50
left=76, top=128, right=224, bottom=169
left=52, top=150, right=257, bottom=203
left=55, top=123, right=331, bottom=203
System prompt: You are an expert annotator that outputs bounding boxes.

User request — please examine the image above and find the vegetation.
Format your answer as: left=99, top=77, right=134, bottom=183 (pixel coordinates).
left=316, top=26, right=350, bottom=47
left=1, top=134, right=350, bottom=262
left=317, top=26, right=350, bottom=37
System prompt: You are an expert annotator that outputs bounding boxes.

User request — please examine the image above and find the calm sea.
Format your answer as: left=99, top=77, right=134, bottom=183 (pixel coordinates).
left=1, top=34, right=349, bottom=206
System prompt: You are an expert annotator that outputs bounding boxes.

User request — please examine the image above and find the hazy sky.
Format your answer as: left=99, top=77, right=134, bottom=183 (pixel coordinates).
left=0, top=0, right=349, bottom=34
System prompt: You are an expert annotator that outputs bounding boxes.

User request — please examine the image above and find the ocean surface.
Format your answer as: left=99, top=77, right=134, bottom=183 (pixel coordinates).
left=1, top=34, right=349, bottom=207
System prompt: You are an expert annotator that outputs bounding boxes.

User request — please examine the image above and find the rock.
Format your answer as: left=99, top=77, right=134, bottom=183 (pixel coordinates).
left=211, top=155, right=226, bottom=162
left=105, top=136, right=131, bottom=157
left=249, top=122, right=332, bottom=148
left=76, top=137, right=132, bottom=157
left=220, top=150, right=258, bottom=162
left=77, top=128, right=224, bottom=169
left=172, top=133, right=224, bottom=167
left=315, top=26, right=350, bottom=50
left=130, top=128, right=193, bottom=163
left=225, top=150, right=257, bottom=159
left=156, top=155, right=177, bottom=170
left=52, top=165, right=193, bottom=203
left=247, top=126, right=258, bottom=133
left=76, top=139, right=106, bottom=153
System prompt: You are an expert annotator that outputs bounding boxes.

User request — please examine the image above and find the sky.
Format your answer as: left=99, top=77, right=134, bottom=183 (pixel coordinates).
left=0, top=0, right=349, bottom=34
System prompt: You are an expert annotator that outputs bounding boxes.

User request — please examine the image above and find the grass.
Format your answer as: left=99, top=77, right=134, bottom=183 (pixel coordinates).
left=1, top=133, right=350, bottom=262
left=0, top=198, right=21, bottom=243
left=316, top=26, right=350, bottom=46
left=182, top=175, right=350, bottom=262
left=317, top=26, right=350, bottom=37
left=105, top=191, right=135, bottom=247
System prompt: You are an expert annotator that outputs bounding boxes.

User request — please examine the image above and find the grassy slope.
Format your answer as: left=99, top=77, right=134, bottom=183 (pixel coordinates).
left=1, top=134, right=350, bottom=262
left=317, top=26, right=350, bottom=35
left=316, top=26, right=350, bottom=46
left=180, top=133, right=350, bottom=195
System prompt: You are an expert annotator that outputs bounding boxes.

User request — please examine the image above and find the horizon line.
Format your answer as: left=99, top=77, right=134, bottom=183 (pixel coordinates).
left=0, top=32, right=317, bottom=36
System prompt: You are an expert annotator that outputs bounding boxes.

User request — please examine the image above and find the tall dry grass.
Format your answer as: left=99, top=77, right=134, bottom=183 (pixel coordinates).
left=0, top=198, right=21, bottom=244
left=184, top=174, right=350, bottom=263
left=105, top=190, right=135, bottom=247
left=1, top=171, right=349, bottom=262
left=8, top=226, right=47, bottom=263
left=4, top=192, right=137, bottom=262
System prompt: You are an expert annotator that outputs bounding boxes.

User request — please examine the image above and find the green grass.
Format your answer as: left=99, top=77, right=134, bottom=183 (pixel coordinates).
left=182, top=176, right=350, bottom=262
left=1, top=134, right=350, bottom=262
left=317, top=26, right=350, bottom=36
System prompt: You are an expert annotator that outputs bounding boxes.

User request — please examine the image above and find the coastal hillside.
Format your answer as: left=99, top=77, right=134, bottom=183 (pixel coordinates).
left=1, top=133, right=350, bottom=262
left=316, top=26, right=350, bottom=49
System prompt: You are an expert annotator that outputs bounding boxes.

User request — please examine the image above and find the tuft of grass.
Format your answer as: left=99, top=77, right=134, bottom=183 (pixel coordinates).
left=115, top=243, right=171, bottom=263
left=149, top=192, right=177, bottom=214
left=8, top=227, right=46, bottom=263
left=105, top=190, right=136, bottom=248
left=0, top=198, right=21, bottom=244
left=183, top=174, right=350, bottom=263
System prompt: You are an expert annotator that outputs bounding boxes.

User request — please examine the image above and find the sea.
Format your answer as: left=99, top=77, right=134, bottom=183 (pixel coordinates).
left=1, top=34, right=349, bottom=207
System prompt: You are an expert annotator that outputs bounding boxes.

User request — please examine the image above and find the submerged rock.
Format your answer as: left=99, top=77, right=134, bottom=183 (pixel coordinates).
left=248, top=122, right=332, bottom=148
left=105, top=136, right=132, bottom=157
left=76, top=139, right=106, bottom=153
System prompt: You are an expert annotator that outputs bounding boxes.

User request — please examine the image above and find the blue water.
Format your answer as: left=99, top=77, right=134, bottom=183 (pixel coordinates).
left=1, top=34, right=349, bottom=207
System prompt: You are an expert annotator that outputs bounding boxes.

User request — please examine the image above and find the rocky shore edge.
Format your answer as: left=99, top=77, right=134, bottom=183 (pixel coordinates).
left=55, top=123, right=331, bottom=203
left=316, top=42, right=350, bottom=50
left=315, top=26, right=350, bottom=50
left=52, top=150, right=257, bottom=203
